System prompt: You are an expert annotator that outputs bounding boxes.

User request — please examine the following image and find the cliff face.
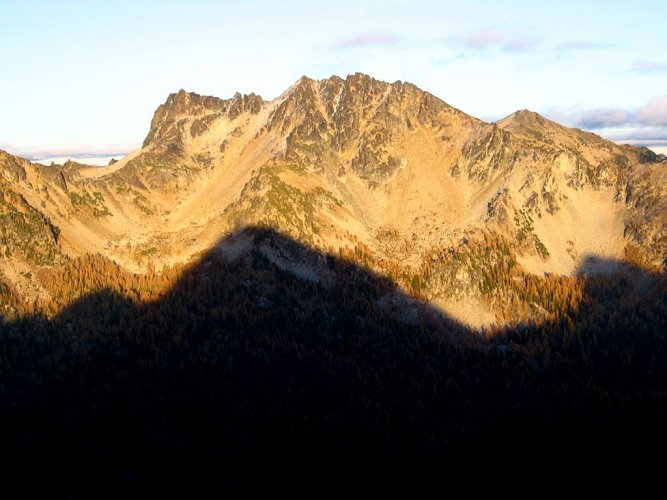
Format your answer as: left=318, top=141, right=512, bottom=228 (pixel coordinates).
left=142, top=89, right=264, bottom=149
left=1, top=73, right=665, bottom=326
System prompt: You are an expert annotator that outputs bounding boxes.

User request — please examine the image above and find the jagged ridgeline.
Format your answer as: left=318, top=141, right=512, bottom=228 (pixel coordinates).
left=0, top=73, right=666, bottom=486
left=0, top=73, right=664, bottom=326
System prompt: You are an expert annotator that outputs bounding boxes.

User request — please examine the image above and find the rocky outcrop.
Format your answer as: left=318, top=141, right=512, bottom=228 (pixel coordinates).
left=142, top=89, right=264, bottom=149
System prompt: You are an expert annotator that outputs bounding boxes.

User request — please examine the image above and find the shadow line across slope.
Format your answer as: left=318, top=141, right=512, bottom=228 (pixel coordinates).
left=0, top=227, right=665, bottom=492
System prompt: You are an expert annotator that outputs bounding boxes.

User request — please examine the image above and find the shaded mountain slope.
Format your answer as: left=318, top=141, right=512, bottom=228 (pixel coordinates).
left=0, top=228, right=665, bottom=493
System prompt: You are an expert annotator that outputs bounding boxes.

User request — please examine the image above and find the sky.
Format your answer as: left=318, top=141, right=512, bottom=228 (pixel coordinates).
left=1, top=0, right=666, bottom=160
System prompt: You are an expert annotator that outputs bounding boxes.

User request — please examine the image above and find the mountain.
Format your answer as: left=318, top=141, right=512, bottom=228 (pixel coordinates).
left=1, top=72, right=664, bottom=328
left=1, top=73, right=666, bottom=491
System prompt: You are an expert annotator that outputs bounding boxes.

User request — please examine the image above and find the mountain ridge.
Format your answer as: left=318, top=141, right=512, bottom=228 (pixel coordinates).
left=1, top=72, right=665, bottom=328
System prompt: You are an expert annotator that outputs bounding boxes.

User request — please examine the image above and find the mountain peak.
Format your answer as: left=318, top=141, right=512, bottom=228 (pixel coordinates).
left=495, top=107, right=621, bottom=156
left=142, top=88, right=264, bottom=148
left=496, top=109, right=550, bottom=128
left=496, top=108, right=585, bottom=146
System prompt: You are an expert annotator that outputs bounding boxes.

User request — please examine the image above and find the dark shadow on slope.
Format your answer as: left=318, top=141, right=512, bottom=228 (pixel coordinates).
left=0, top=230, right=666, bottom=494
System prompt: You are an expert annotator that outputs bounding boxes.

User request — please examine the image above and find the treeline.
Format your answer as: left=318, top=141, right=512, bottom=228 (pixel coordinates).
left=36, top=253, right=184, bottom=314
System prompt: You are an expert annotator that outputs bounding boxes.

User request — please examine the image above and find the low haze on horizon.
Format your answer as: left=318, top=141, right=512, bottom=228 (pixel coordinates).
left=1, top=0, right=666, bottom=160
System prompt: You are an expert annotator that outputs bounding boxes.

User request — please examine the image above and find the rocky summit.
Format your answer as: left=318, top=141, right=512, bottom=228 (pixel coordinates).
left=0, top=73, right=665, bottom=327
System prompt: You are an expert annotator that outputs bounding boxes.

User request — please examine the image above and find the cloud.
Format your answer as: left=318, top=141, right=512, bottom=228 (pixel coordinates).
left=458, top=28, right=538, bottom=53
left=567, top=108, right=631, bottom=129
left=636, top=96, right=667, bottom=126
left=333, top=33, right=398, bottom=50
left=544, top=97, right=667, bottom=148
left=597, top=128, right=667, bottom=148
left=0, top=143, right=137, bottom=161
left=557, top=41, right=611, bottom=51
left=546, top=96, right=667, bottom=130
left=632, top=59, right=667, bottom=73
left=546, top=107, right=631, bottom=130
left=598, top=128, right=667, bottom=142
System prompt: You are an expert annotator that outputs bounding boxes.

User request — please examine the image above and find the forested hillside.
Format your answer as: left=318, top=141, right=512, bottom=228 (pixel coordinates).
left=1, top=227, right=665, bottom=494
